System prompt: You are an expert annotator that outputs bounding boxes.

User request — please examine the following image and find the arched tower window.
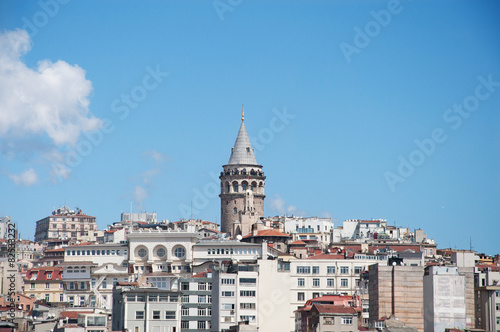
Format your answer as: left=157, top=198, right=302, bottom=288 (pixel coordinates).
left=242, top=181, right=248, bottom=191
left=234, top=207, right=237, bottom=214
left=233, top=182, right=238, bottom=192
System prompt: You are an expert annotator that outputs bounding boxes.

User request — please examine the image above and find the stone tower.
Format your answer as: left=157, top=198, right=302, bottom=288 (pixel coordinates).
left=220, top=108, right=265, bottom=237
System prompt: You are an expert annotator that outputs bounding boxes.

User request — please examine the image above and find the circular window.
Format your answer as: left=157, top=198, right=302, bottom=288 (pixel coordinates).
left=156, top=248, right=166, bottom=258
left=137, top=248, right=147, bottom=258
left=174, top=247, right=186, bottom=258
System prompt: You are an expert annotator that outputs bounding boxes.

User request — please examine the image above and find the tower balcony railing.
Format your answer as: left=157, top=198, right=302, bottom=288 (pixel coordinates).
left=220, top=170, right=264, bottom=177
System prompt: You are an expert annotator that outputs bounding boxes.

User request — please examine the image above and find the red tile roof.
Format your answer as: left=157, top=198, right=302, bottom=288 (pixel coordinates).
left=290, top=240, right=307, bottom=245
left=312, top=303, right=357, bottom=314
left=45, top=248, right=65, bottom=252
left=192, top=269, right=212, bottom=278
left=306, top=253, right=344, bottom=260
left=60, top=311, right=93, bottom=319
left=243, top=229, right=290, bottom=238
left=25, top=267, right=63, bottom=281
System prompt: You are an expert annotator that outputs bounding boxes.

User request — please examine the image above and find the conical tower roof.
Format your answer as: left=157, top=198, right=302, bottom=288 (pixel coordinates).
left=227, top=107, right=258, bottom=165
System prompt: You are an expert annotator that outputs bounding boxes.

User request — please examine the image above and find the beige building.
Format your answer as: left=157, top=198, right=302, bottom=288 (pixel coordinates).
left=34, top=206, right=97, bottom=242
left=369, top=265, right=424, bottom=332
left=24, top=266, right=64, bottom=304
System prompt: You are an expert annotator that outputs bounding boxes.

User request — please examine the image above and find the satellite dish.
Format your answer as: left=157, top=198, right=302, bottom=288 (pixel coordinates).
left=236, top=235, right=242, bottom=241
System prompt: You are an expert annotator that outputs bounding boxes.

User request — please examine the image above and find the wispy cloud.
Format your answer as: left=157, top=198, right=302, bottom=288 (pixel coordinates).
left=131, top=150, right=171, bottom=210
left=269, top=194, right=305, bottom=216
left=8, top=168, right=38, bottom=186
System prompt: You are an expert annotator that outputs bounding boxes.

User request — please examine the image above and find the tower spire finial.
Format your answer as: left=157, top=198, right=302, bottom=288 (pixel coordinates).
left=242, top=105, right=244, bottom=122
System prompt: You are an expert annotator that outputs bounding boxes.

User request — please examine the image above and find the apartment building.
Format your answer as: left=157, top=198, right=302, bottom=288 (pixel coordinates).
left=192, top=241, right=263, bottom=273
left=62, top=243, right=129, bottom=309
left=475, top=270, right=500, bottom=331
left=179, top=271, right=213, bottom=331
left=24, top=266, right=64, bottom=304
left=424, top=266, right=467, bottom=332
left=34, top=206, right=97, bottom=242
left=112, top=284, right=181, bottom=332
left=211, top=262, right=259, bottom=332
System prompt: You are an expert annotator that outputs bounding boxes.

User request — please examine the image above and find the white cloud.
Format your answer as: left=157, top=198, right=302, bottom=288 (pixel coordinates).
left=0, top=29, right=102, bottom=183
left=269, top=194, right=304, bottom=216
left=8, top=168, right=38, bottom=186
left=269, top=194, right=286, bottom=214
left=134, top=185, right=148, bottom=204
left=0, top=29, right=101, bottom=146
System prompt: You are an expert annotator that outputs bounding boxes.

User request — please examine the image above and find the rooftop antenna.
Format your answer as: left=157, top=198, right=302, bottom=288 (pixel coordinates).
left=469, top=237, right=473, bottom=251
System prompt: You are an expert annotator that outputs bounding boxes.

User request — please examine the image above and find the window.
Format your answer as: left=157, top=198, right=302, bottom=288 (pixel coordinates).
left=240, top=278, right=256, bottom=285
left=313, top=278, right=320, bottom=287
left=222, top=278, right=235, bottom=285
left=298, top=292, right=305, bottom=301
left=324, top=317, right=335, bottom=325
left=198, top=308, right=207, bottom=316
left=342, top=317, right=353, bottom=325
left=137, top=248, right=147, bottom=258
left=296, top=266, right=311, bottom=274
left=312, top=266, right=319, bottom=274
left=313, top=292, right=320, bottom=298
left=340, top=266, right=349, bottom=274
left=127, top=294, right=136, bottom=302
left=182, top=295, right=189, bottom=303
left=355, top=279, right=361, bottom=287
left=80, top=282, right=85, bottom=289
left=152, top=311, right=160, bottom=319
left=240, top=316, right=256, bottom=322
left=136, top=311, right=144, bottom=319
left=181, top=282, right=190, bottom=290
left=222, top=303, right=235, bottom=310
left=341, top=279, right=348, bottom=287
left=240, top=290, right=256, bottom=297
left=222, top=291, right=234, bottom=297
left=59, top=294, right=64, bottom=302
left=165, top=311, right=175, bottom=319
left=149, top=294, right=158, bottom=302
left=174, top=246, right=186, bottom=258
left=159, top=294, right=168, bottom=302
left=181, top=321, right=189, bottom=329
left=198, top=321, right=206, bottom=329
left=156, top=248, right=165, bottom=258
left=30, top=283, right=35, bottom=289
left=298, top=278, right=305, bottom=287
left=137, top=294, right=146, bottom=302
left=327, top=278, right=335, bottom=287
left=69, top=282, right=75, bottom=290
left=354, top=266, right=363, bottom=274
left=45, top=283, right=50, bottom=289
left=182, top=308, right=189, bottom=316
left=240, top=303, right=256, bottom=309
left=47, top=272, right=52, bottom=279
left=45, top=294, right=50, bottom=302
left=198, top=282, right=207, bottom=290
left=198, top=295, right=207, bottom=303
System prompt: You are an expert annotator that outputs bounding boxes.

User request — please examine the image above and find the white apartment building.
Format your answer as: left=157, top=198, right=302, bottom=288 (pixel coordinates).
left=112, top=285, right=181, bottom=332
left=62, top=243, right=129, bottom=309
left=284, top=217, right=333, bottom=250
left=127, top=226, right=198, bottom=276
left=424, top=266, right=467, bottom=332
left=211, top=262, right=259, bottom=332
left=192, top=241, right=263, bottom=273
left=121, top=212, right=157, bottom=223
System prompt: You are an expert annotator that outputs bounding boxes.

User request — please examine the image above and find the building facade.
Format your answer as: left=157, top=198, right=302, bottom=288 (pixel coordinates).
left=34, top=206, right=97, bottom=242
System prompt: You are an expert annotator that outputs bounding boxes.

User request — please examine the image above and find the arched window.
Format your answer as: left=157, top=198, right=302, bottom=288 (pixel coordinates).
left=242, top=181, right=248, bottom=191
left=173, top=246, right=186, bottom=259
left=251, top=182, right=257, bottom=191
left=233, top=182, right=238, bottom=192
left=234, top=207, right=237, bottom=214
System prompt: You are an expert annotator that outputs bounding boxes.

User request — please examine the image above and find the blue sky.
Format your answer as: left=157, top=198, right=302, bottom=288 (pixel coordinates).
left=0, top=1, right=499, bottom=255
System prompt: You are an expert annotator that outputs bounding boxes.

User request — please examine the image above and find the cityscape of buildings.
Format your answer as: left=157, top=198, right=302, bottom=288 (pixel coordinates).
left=1, top=114, right=499, bottom=332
